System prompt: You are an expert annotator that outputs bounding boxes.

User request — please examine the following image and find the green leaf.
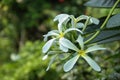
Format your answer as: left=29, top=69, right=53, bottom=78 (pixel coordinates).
left=85, top=45, right=106, bottom=53
left=76, top=35, right=84, bottom=50
left=98, top=35, right=120, bottom=44
left=42, top=38, right=56, bottom=53
left=107, top=14, right=120, bottom=28
left=82, top=55, right=101, bottom=71
left=84, top=0, right=120, bottom=8
left=88, top=30, right=120, bottom=44
left=60, top=38, right=79, bottom=51
left=63, top=55, right=80, bottom=72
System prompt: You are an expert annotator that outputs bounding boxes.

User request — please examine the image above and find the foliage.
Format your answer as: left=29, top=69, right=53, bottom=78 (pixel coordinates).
left=0, top=0, right=120, bottom=80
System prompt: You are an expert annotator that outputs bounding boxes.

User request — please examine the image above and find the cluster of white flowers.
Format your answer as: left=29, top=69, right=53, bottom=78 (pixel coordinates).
left=42, top=14, right=106, bottom=72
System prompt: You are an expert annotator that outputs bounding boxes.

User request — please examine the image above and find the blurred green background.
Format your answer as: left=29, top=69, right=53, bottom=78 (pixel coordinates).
left=0, top=0, right=120, bottom=80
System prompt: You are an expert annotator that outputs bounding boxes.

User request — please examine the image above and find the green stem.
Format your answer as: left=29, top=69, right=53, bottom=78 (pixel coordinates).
left=84, top=0, right=120, bottom=44
left=82, top=16, right=90, bottom=32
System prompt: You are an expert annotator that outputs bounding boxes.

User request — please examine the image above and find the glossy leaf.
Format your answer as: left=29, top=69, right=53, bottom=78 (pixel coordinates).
left=98, top=35, right=120, bottom=44
left=84, top=0, right=120, bottom=8
left=107, top=14, right=120, bottom=28
left=88, top=30, right=120, bottom=44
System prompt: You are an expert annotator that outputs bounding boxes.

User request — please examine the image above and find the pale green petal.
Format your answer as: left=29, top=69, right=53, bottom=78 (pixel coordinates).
left=59, top=43, right=68, bottom=52
left=64, top=28, right=83, bottom=34
left=76, top=35, right=84, bottom=50
left=53, top=14, right=69, bottom=32
left=60, top=38, right=79, bottom=51
left=42, top=55, right=48, bottom=60
left=85, top=45, right=106, bottom=53
left=43, top=30, right=59, bottom=41
left=76, top=15, right=89, bottom=21
left=82, top=55, right=101, bottom=71
left=42, top=38, right=56, bottom=53
left=46, top=54, right=57, bottom=71
left=59, top=53, right=70, bottom=60
left=63, top=55, right=80, bottom=72
left=90, top=17, right=99, bottom=25
left=70, top=15, right=76, bottom=27
left=76, top=23, right=84, bottom=28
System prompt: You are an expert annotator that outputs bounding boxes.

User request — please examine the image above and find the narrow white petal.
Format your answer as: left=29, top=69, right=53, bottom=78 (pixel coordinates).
left=53, top=14, right=69, bottom=22
left=53, top=14, right=70, bottom=32
left=76, top=15, right=89, bottom=21
left=85, top=45, right=106, bottom=53
left=90, top=17, right=99, bottom=25
left=43, top=30, right=59, bottom=41
left=82, top=55, right=101, bottom=71
left=59, top=43, right=68, bottom=52
left=42, top=55, right=48, bottom=60
left=60, top=38, right=79, bottom=51
left=76, top=23, right=84, bottom=28
left=46, top=54, right=57, bottom=71
left=64, top=28, right=83, bottom=34
left=63, top=55, right=80, bottom=72
left=76, top=35, right=84, bottom=50
left=42, top=38, right=56, bottom=53
left=70, top=15, right=76, bottom=27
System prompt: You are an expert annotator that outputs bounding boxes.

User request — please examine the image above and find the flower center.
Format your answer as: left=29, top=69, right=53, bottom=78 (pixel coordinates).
left=59, top=32, right=64, bottom=38
left=78, top=50, right=85, bottom=56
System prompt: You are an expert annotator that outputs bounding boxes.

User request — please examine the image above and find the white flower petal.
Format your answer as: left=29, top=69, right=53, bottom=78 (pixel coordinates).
left=53, top=14, right=69, bottom=22
left=42, top=38, right=56, bottom=53
left=76, top=23, right=84, bottom=28
left=82, top=55, right=101, bottom=71
left=42, top=55, right=48, bottom=60
left=53, top=14, right=70, bottom=32
left=76, top=15, right=89, bottom=21
left=60, top=38, right=79, bottom=51
left=85, top=45, right=106, bottom=53
left=76, top=35, right=84, bottom=50
left=10, top=53, right=20, bottom=61
left=63, top=55, right=80, bottom=72
left=59, top=43, right=68, bottom=52
left=46, top=54, right=57, bottom=71
left=70, top=15, right=76, bottom=27
left=90, top=17, right=99, bottom=25
left=43, top=30, right=59, bottom=41
left=59, top=53, right=70, bottom=60
left=64, top=28, right=83, bottom=34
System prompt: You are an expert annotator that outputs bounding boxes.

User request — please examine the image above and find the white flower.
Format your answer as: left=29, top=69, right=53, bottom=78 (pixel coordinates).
left=42, top=28, right=82, bottom=53
left=60, top=35, right=106, bottom=72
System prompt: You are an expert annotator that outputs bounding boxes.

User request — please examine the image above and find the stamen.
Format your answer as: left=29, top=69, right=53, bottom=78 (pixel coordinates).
left=78, top=50, right=85, bottom=56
